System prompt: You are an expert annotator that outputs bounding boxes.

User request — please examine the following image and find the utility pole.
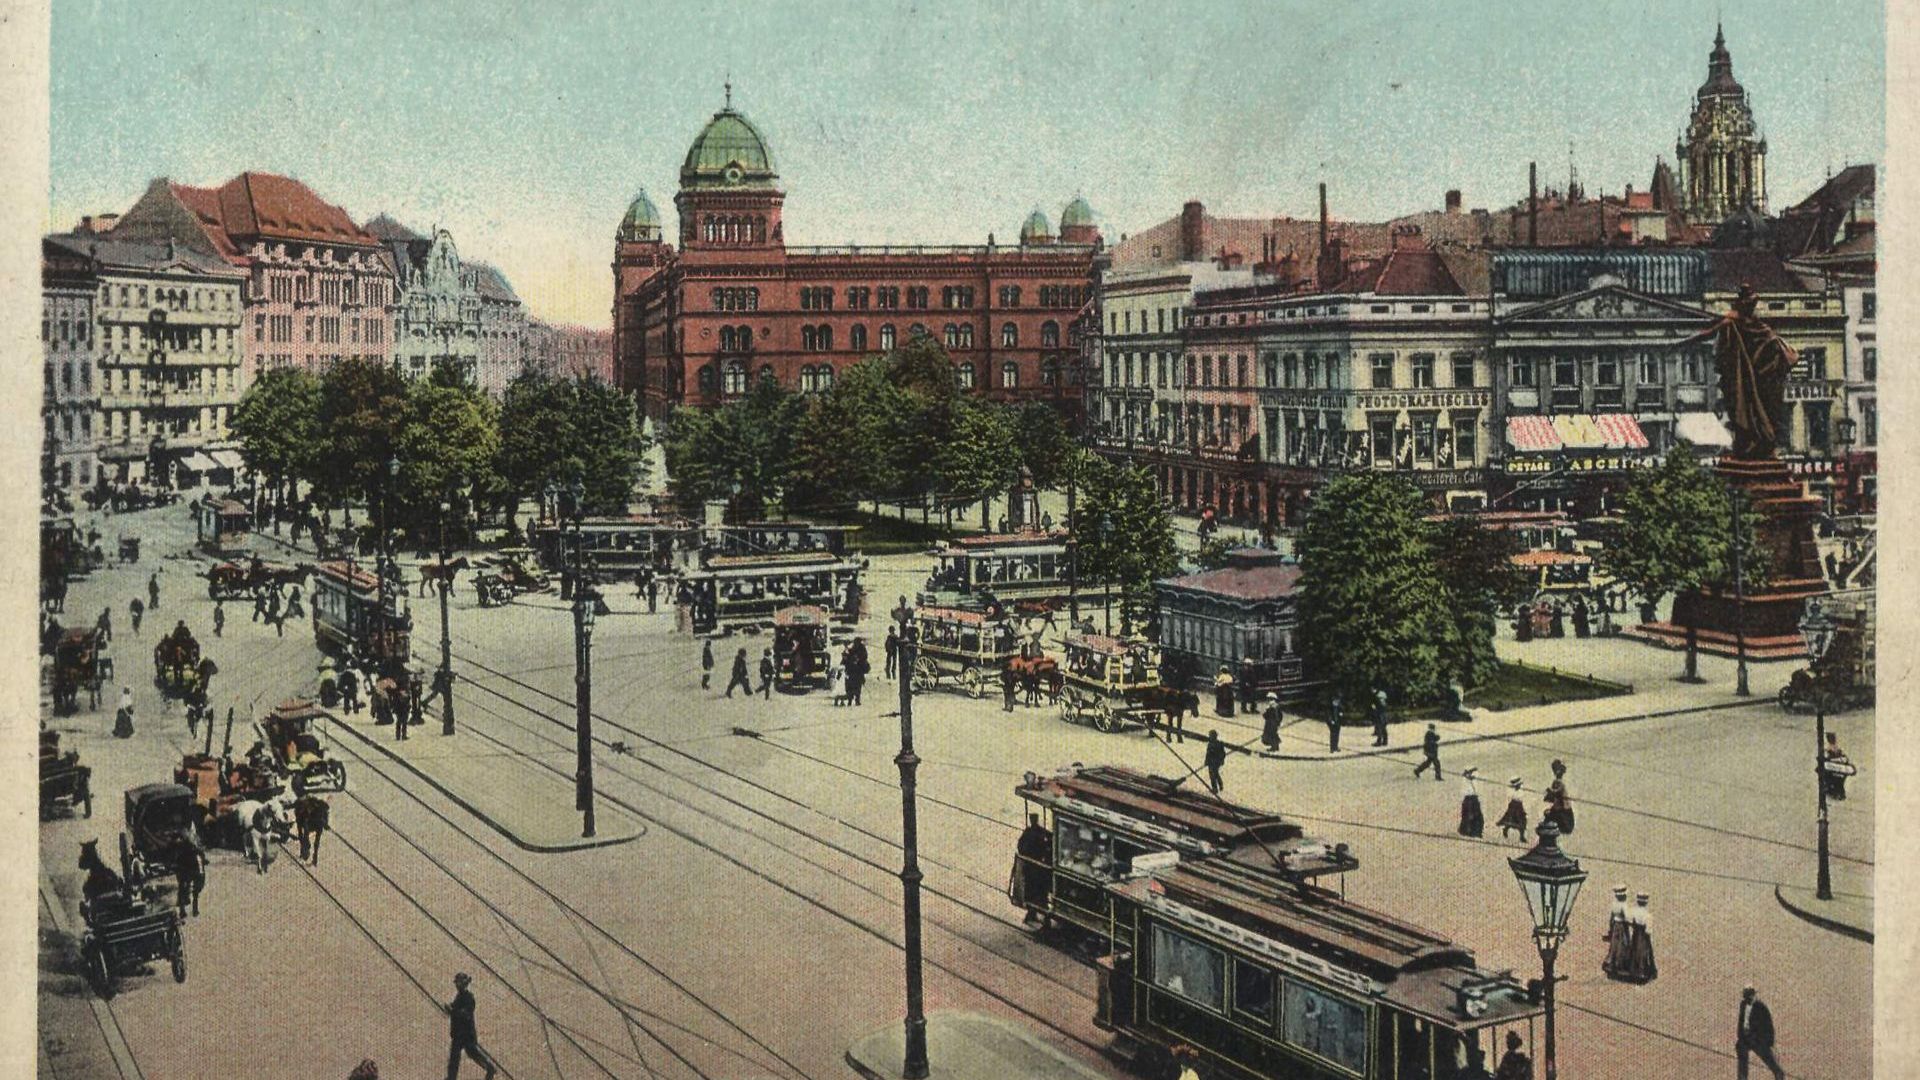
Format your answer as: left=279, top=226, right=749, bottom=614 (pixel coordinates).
left=892, top=606, right=929, bottom=1079
left=437, top=492, right=457, bottom=735
left=563, top=487, right=598, bottom=839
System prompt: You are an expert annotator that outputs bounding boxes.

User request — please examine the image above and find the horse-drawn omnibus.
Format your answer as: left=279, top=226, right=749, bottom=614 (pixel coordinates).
left=677, top=551, right=865, bottom=636
left=531, top=514, right=702, bottom=581
left=51, top=627, right=108, bottom=715
left=1095, top=855, right=1542, bottom=1080
left=195, top=498, right=252, bottom=555
left=773, top=605, right=835, bottom=691
left=1013, top=765, right=1356, bottom=955
left=909, top=605, right=1023, bottom=698
left=707, top=521, right=858, bottom=561
left=1057, top=634, right=1166, bottom=733
left=312, top=560, right=411, bottom=671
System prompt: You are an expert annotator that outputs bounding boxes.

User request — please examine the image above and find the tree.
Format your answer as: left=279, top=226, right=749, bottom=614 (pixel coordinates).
left=1602, top=446, right=1766, bottom=677
left=393, top=377, right=500, bottom=532
left=662, top=378, right=804, bottom=518
left=314, top=357, right=410, bottom=507
left=228, top=366, right=321, bottom=525
left=1074, top=453, right=1180, bottom=633
left=1296, top=472, right=1458, bottom=705
left=1012, top=401, right=1074, bottom=489
left=1429, top=517, right=1527, bottom=689
left=937, top=400, right=1022, bottom=528
left=787, top=359, right=905, bottom=512
left=496, top=373, right=652, bottom=526
left=494, top=372, right=575, bottom=528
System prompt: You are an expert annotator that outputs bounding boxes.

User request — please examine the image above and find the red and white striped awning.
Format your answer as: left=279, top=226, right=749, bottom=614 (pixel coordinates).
left=1590, top=413, right=1649, bottom=449
left=1506, top=416, right=1561, bottom=452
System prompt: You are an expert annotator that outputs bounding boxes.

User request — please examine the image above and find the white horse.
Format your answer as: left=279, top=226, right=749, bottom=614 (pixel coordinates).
left=229, top=794, right=294, bottom=873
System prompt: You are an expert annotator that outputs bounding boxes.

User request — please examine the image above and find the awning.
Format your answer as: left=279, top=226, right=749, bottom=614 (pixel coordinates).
left=208, top=449, right=245, bottom=471
left=1552, top=414, right=1608, bottom=450
left=1591, top=413, right=1650, bottom=449
left=1506, top=416, right=1561, bottom=452
left=180, top=452, right=221, bottom=472
left=1674, top=412, right=1733, bottom=449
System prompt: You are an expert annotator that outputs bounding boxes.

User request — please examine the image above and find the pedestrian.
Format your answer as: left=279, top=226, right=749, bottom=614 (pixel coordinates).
left=1212, top=666, right=1234, bottom=718
left=147, top=571, right=160, bottom=612
left=725, top=647, right=752, bottom=698
left=253, top=587, right=267, bottom=623
left=1326, top=694, right=1342, bottom=753
left=96, top=606, right=112, bottom=644
left=445, top=972, right=497, bottom=1080
left=1370, top=690, right=1389, bottom=747
left=339, top=666, right=361, bottom=715
left=758, top=648, right=775, bottom=698
left=1571, top=594, right=1591, bottom=639
left=1203, top=730, right=1227, bottom=794
left=1014, top=814, right=1053, bottom=926
left=1458, top=768, right=1484, bottom=837
left=286, top=584, right=304, bottom=620
left=114, top=690, right=135, bottom=738
left=1623, top=892, right=1657, bottom=983
left=1001, top=665, right=1018, bottom=712
left=1492, top=1031, right=1532, bottom=1080
left=1515, top=601, right=1534, bottom=642
left=1496, top=777, right=1529, bottom=841
left=1736, top=985, right=1784, bottom=1080
left=129, top=596, right=144, bottom=635
left=1602, top=884, right=1632, bottom=979
left=829, top=664, right=847, bottom=706
left=1259, top=693, right=1283, bottom=753
left=846, top=638, right=869, bottom=704
left=1544, top=759, right=1575, bottom=834
left=172, top=841, right=205, bottom=918
left=1412, top=722, right=1442, bottom=780
left=646, top=575, right=659, bottom=614
left=701, top=639, right=715, bottom=690
left=212, top=601, right=225, bottom=637
left=1549, top=602, right=1566, bottom=639
left=427, top=666, right=454, bottom=727
left=884, top=625, right=899, bottom=679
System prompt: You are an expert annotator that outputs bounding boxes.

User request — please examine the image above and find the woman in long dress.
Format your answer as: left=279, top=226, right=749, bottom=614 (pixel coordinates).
left=1458, top=768, right=1485, bottom=837
left=1623, top=892, right=1657, bottom=982
left=1602, top=885, right=1633, bottom=979
left=1544, top=759, right=1576, bottom=834
left=1495, top=777, right=1530, bottom=841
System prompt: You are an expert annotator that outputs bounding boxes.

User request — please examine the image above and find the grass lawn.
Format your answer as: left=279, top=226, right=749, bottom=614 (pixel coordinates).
left=1462, top=661, right=1633, bottom=712
left=830, top=507, right=983, bottom=555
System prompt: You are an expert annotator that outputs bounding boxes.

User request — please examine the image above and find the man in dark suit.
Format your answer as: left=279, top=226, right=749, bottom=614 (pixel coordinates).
left=1736, top=984, right=1784, bottom=1079
left=445, top=972, right=496, bottom=1080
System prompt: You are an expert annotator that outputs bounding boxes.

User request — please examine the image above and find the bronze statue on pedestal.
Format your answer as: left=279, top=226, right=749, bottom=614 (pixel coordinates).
left=1676, top=283, right=1798, bottom=461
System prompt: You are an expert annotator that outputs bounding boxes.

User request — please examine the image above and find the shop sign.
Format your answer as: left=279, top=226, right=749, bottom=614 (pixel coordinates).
left=1352, top=389, right=1491, bottom=410
left=1501, top=453, right=1653, bottom=475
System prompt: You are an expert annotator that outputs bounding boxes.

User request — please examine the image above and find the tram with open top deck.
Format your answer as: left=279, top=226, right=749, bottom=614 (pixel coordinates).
left=677, top=551, right=865, bottom=636
left=1013, top=765, right=1356, bottom=954
left=530, top=514, right=701, bottom=580
left=311, top=560, right=411, bottom=672
left=1097, top=854, right=1542, bottom=1080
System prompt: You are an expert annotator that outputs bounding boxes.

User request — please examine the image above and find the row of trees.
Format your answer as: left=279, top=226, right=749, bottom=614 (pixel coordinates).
left=663, top=338, right=1075, bottom=524
left=228, top=359, right=649, bottom=537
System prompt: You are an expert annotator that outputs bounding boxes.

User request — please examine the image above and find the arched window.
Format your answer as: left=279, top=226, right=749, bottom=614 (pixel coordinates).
left=1001, top=322, right=1018, bottom=348
left=1001, top=361, right=1019, bottom=388
left=909, top=323, right=928, bottom=340
left=747, top=288, right=760, bottom=311
left=802, top=326, right=818, bottom=351
left=819, top=325, right=834, bottom=351
left=724, top=360, right=747, bottom=394
left=943, top=324, right=960, bottom=348
left=698, top=363, right=718, bottom=394
left=712, top=288, right=724, bottom=310
left=956, top=362, right=975, bottom=389
left=958, top=325, right=974, bottom=348
left=818, top=363, right=834, bottom=389
left=760, top=364, right=776, bottom=385
left=720, top=326, right=736, bottom=351
left=1042, top=358, right=1060, bottom=387
left=849, top=324, right=868, bottom=352
left=754, top=216, right=765, bottom=243
left=1040, top=321, right=1060, bottom=348
left=880, top=324, right=896, bottom=351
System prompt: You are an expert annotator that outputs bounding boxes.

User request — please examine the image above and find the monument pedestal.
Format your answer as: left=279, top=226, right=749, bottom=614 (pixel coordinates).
left=1627, top=456, right=1827, bottom=660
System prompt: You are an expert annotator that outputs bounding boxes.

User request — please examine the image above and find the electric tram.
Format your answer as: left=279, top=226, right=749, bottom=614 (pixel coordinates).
left=921, top=530, right=1107, bottom=611
left=529, top=514, right=701, bottom=580
left=311, top=560, right=410, bottom=672
left=706, top=521, right=858, bottom=560
left=676, top=551, right=866, bottom=635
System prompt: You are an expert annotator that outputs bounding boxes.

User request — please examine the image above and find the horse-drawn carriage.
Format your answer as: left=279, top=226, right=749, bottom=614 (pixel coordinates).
left=39, top=729, right=92, bottom=818
left=204, top=557, right=306, bottom=600
left=1057, top=634, right=1166, bottom=733
left=51, top=626, right=108, bottom=715
left=773, top=605, right=835, bottom=692
left=118, top=783, right=203, bottom=886
left=152, top=624, right=209, bottom=700
left=910, top=605, right=1022, bottom=698
left=473, top=548, right=549, bottom=606
left=257, top=699, right=347, bottom=793
left=75, top=841, right=185, bottom=1000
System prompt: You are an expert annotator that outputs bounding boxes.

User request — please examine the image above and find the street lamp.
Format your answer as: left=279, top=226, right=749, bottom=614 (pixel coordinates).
left=377, top=455, right=399, bottom=672
left=1799, top=604, right=1839, bottom=901
left=1508, top=820, right=1587, bottom=1080
left=890, top=600, right=930, bottom=1079
left=560, top=480, right=599, bottom=839
left=437, top=485, right=458, bottom=736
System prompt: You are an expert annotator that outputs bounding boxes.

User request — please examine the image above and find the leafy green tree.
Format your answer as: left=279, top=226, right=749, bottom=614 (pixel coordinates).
left=1192, top=535, right=1237, bottom=572
left=314, top=357, right=410, bottom=507
left=1012, top=401, right=1074, bottom=489
left=1429, top=516, right=1526, bottom=688
left=394, top=378, right=500, bottom=529
left=496, top=373, right=652, bottom=526
left=1074, top=453, right=1180, bottom=633
left=1296, top=473, right=1458, bottom=704
left=228, top=366, right=321, bottom=525
left=662, top=378, right=804, bottom=517
left=787, top=359, right=906, bottom=512
left=937, top=401, right=1022, bottom=528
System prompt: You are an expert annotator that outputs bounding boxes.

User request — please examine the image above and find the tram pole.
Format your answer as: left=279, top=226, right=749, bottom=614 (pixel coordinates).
left=893, top=606, right=930, bottom=1079
left=567, top=505, right=598, bottom=839
left=437, top=493, right=456, bottom=736
left=1815, top=697, right=1833, bottom=900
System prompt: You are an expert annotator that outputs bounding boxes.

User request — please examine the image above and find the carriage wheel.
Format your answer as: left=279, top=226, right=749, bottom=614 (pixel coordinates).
left=117, top=832, right=134, bottom=884
left=84, top=942, right=112, bottom=998
left=959, top=666, right=985, bottom=698
left=911, top=656, right=938, bottom=693
left=1777, top=685, right=1795, bottom=710
left=330, top=762, right=348, bottom=791
left=170, top=937, right=186, bottom=983
left=1058, top=699, right=1075, bottom=723
left=1092, top=701, right=1118, bottom=734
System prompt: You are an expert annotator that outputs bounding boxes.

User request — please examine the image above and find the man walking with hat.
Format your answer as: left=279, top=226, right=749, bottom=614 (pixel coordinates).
left=1736, top=984, right=1784, bottom=1079
left=445, top=972, right=496, bottom=1080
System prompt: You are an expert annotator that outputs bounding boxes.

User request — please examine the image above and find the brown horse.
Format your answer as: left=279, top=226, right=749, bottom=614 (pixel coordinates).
left=417, top=556, right=470, bottom=597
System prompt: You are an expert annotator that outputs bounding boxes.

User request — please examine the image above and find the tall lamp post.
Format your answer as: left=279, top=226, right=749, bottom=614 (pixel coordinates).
left=1799, top=605, right=1839, bottom=901
left=1508, top=820, right=1587, bottom=1080
left=437, top=485, right=458, bottom=735
left=377, top=455, right=399, bottom=670
left=890, top=596, right=930, bottom=1079
left=554, top=481, right=599, bottom=839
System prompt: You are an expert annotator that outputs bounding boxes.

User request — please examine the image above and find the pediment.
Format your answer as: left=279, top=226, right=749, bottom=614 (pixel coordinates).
left=1501, top=284, right=1716, bottom=326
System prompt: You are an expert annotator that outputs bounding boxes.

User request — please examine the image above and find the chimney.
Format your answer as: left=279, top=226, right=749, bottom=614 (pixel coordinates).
left=1528, top=162, right=1539, bottom=246
left=1278, top=251, right=1299, bottom=286
left=1180, top=200, right=1206, bottom=262
left=1445, top=189, right=1462, bottom=214
left=1318, top=183, right=1330, bottom=261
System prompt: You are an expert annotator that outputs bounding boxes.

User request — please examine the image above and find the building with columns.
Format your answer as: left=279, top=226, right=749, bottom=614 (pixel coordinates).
left=612, top=96, right=1101, bottom=421
left=1674, top=25, right=1769, bottom=228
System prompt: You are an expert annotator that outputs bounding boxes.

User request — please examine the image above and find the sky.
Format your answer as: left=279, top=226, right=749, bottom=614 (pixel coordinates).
left=50, top=0, right=1884, bottom=328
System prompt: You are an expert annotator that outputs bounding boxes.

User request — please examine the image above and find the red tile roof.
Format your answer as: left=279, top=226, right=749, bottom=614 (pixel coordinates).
left=1158, top=558, right=1302, bottom=602
left=173, top=172, right=378, bottom=252
left=1332, top=240, right=1467, bottom=296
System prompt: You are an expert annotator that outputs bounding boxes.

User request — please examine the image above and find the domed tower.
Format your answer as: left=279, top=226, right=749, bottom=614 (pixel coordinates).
left=1019, top=208, right=1055, bottom=246
left=612, top=187, right=673, bottom=396
left=673, top=90, right=784, bottom=252
left=1674, top=25, right=1768, bottom=227
left=1059, top=195, right=1100, bottom=245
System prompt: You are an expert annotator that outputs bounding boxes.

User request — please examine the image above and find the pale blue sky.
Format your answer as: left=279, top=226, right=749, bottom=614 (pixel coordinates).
left=51, top=0, right=1883, bottom=327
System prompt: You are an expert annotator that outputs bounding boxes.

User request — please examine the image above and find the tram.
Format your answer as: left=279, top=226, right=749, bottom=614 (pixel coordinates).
left=1014, top=765, right=1355, bottom=953
left=677, top=551, right=865, bottom=636
left=707, top=521, right=858, bottom=560
left=773, top=605, right=835, bottom=691
left=922, top=530, right=1105, bottom=611
left=311, top=560, right=411, bottom=671
left=1096, top=856, right=1542, bottom=1080
left=529, top=515, right=700, bottom=581
left=194, top=498, right=252, bottom=555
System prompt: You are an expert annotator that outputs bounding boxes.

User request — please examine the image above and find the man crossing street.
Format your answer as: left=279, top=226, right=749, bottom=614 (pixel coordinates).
left=1326, top=693, right=1343, bottom=753
left=725, top=647, right=753, bottom=698
left=1412, top=722, right=1443, bottom=780
left=445, top=973, right=496, bottom=1080
left=212, top=601, right=225, bottom=637
left=758, top=648, right=775, bottom=698
left=884, top=625, right=899, bottom=679
left=1203, top=730, right=1228, bottom=794
left=1370, top=690, right=1390, bottom=747
left=1736, top=985, right=1785, bottom=1079
left=701, top=639, right=714, bottom=690
left=147, top=571, right=160, bottom=613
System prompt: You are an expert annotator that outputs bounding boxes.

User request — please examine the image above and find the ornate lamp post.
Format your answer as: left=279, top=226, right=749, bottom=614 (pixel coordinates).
left=1799, top=604, right=1839, bottom=901
left=437, top=484, right=458, bottom=735
left=890, top=595, right=929, bottom=1079
left=558, top=480, right=599, bottom=839
left=377, top=455, right=399, bottom=670
left=1508, top=820, right=1587, bottom=1080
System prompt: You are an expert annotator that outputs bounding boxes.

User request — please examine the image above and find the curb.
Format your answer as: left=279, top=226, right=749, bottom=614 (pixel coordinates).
left=37, top=878, right=144, bottom=1080
left=1773, top=883, right=1873, bottom=943
left=327, top=716, right=642, bottom=854
left=1248, top=697, right=1774, bottom=762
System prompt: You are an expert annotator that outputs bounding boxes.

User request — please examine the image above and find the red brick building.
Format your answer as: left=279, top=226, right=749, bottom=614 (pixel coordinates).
left=612, top=98, right=1103, bottom=420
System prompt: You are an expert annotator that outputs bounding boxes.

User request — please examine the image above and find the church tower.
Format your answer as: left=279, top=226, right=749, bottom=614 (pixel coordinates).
left=1674, top=25, right=1768, bottom=227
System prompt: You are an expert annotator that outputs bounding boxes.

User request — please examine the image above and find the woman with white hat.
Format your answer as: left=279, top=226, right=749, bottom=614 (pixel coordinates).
left=1495, top=776, right=1529, bottom=841
left=1602, top=884, right=1632, bottom=979
left=1623, top=892, right=1657, bottom=983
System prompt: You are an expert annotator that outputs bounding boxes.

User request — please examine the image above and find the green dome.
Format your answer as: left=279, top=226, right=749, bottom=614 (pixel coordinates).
left=1061, top=196, right=1095, bottom=228
left=1020, top=208, right=1054, bottom=242
left=680, top=107, right=778, bottom=189
left=619, top=188, right=662, bottom=241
